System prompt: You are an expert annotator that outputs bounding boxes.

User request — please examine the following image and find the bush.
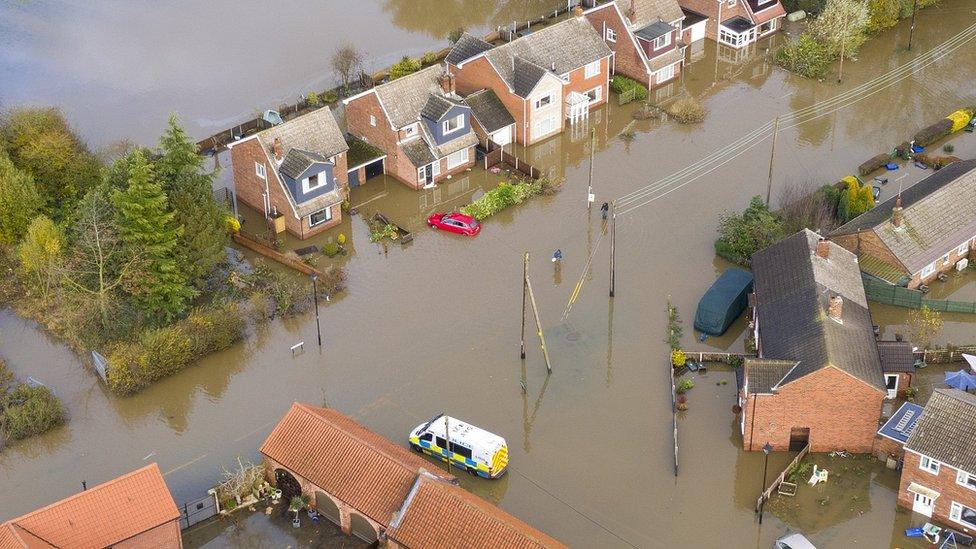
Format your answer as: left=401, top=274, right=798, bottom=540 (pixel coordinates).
left=943, top=144, right=955, bottom=154
left=421, top=51, right=438, bottom=66
left=913, top=119, right=953, bottom=147
left=610, top=75, right=648, bottom=101
left=2, top=384, right=66, bottom=440
left=676, top=378, right=695, bottom=394
left=323, top=242, right=340, bottom=257
left=305, top=92, right=320, bottom=106
left=448, top=27, right=466, bottom=44
left=460, top=179, right=549, bottom=221
left=715, top=196, right=786, bottom=266
left=776, top=34, right=834, bottom=78
left=946, top=110, right=973, bottom=132
left=671, top=349, right=687, bottom=367
left=322, top=90, right=338, bottom=104
left=389, top=56, right=421, bottom=80
left=837, top=176, right=874, bottom=221
left=666, top=97, right=706, bottom=124
left=866, top=0, right=901, bottom=32
left=807, top=0, right=869, bottom=58
left=858, top=153, right=891, bottom=176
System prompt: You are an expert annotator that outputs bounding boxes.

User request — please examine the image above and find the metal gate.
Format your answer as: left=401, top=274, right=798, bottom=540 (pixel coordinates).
left=179, top=492, right=218, bottom=530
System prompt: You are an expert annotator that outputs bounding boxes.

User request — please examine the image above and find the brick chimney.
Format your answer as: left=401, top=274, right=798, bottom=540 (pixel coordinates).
left=892, top=195, right=904, bottom=229
left=273, top=137, right=283, bottom=162
left=573, top=5, right=584, bottom=17
left=827, top=295, right=844, bottom=322
left=438, top=72, right=456, bottom=95
left=816, top=239, right=830, bottom=260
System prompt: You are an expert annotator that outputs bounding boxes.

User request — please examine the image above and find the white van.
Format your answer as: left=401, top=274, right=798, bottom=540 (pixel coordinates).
left=408, top=414, right=509, bottom=478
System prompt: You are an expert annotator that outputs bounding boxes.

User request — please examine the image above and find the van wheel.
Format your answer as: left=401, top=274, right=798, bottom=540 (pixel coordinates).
left=467, top=467, right=478, bottom=476
left=411, top=445, right=422, bottom=453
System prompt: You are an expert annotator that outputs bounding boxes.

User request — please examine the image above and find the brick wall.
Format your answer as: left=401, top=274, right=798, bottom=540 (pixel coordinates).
left=832, top=231, right=976, bottom=289
left=742, top=366, right=885, bottom=453
left=898, top=451, right=976, bottom=535
left=584, top=4, right=651, bottom=87
left=346, top=91, right=421, bottom=187
left=564, top=57, right=611, bottom=109
left=451, top=57, right=531, bottom=145
left=872, top=435, right=904, bottom=462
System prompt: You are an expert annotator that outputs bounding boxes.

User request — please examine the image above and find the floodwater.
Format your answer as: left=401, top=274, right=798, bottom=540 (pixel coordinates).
left=3, top=2, right=976, bottom=548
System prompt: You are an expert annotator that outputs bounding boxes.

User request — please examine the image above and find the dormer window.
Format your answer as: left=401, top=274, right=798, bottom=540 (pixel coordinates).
left=442, top=114, right=464, bottom=135
left=653, top=33, right=672, bottom=50
left=303, top=173, right=324, bottom=193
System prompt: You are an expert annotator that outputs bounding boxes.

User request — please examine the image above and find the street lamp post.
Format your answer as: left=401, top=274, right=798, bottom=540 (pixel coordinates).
left=759, top=442, right=773, bottom=524
left=311, top=273, right=322, bottom=347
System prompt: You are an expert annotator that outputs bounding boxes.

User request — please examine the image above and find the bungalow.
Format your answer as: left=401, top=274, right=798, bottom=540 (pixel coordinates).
left=897, top=388, right=976, bottom=535
left=740, top=230, right=886, bottom=453
left=344, top=65, right=478, bottom=190
left=261, top=403, right=566, bottom=548
left=583, top=0, right=687, bottom=89
left=677, top=0, right=786, bottom=48
left=447, top=16, right=613, bottom=146
left=0, top=463, right=182, bottom=548
left=228, top=107, right=349, bottom=240
left=829, top=159, right=976, bottom=289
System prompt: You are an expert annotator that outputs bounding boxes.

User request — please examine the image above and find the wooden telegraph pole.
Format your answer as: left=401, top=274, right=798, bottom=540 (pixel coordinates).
left=609, top=201, right=616, bottom=297
left=587, top=127, right=595, bottom=210
left=908, top=0, right=919, bottom=50
left=523, top=253, right=552, bottom=373
left=765, top=116, right=780, bottom=206
left=837, top=17, right=849, bottom=83
left=520, top=252, right=528, bottom=359
left=443, top=414, right=452, bottom=476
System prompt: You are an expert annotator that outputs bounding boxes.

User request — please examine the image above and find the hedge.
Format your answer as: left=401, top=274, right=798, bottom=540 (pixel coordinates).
left=913, top=119, right=953, bottom=147
left=610, top=75, right=648, bottom=102
left=460, top=179, right=551, bottom=221
left=858, top=153, right=891, bottom=176
left=2, top=384, right=66, bottom=440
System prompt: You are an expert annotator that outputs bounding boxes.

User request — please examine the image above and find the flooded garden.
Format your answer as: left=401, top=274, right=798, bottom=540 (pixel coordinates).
left=2, top=1, right=976, bottom=547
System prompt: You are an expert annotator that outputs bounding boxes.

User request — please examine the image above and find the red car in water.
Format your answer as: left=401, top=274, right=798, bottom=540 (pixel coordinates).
left=427, top=212, right=481, bottom=236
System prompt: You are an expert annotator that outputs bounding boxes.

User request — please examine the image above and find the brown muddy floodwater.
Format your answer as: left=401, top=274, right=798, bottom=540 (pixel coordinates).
left=3, top=2, right=976, bottom=548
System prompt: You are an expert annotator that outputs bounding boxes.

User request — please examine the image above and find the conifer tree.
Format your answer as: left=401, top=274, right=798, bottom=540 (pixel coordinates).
left=0, top=153, right=42, bottom=244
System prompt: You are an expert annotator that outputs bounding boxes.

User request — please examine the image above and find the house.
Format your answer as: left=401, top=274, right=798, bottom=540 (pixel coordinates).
left=344, top=65, right=478, bottom=190
left=875, top=401, right=923, bottom=462
left=447, top=16, right=613, bottom=146
left=829, top=159, right=976, bottom=289
left=878, top=340, right=916, bottom=400
left=897, top=388, right=976, bottom=533
left=677, top=0, right=785, bottom=48
left=740, top=230, right=886, bottom=453
left=465, top=88, right=517, bottom=148
left=261, top=403, right=566, bottom=548
left=228, top=107, right=349, bottom=239
left=0, top=463, right=182, bottom=548
left=583, top=0, right=687, bottom=89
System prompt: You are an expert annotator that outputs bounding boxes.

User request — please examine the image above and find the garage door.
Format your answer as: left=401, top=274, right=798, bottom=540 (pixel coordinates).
left=364, top=158, right=384, bottom=180
left=347, top=169, right=360, bottom=188
left=491, top=127, right=511, bottom=147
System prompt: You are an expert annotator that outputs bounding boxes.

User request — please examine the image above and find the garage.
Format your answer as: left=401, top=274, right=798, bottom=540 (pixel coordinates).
left=682, top=8, right=708, bottom=43
left=346, top=156, right=385, bottom=188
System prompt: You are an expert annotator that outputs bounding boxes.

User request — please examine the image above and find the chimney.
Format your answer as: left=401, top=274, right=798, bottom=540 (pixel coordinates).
left=438, top=72, right=456, bottom=95
left=827, top=295, right=844, bottom=322
left=573, top=5, right=584, bottom=17
left=816, top=238, right=830, bottom=260
left=892, top=195, right=904, bottom=229
left=273, top=137, right=283, bottom=162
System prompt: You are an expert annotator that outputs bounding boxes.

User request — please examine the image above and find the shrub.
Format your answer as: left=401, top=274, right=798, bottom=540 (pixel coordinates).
left=943, top=144, right=955, bottom=154
left=421, top=51, right=438, bottom=66
left=323, top=242, right=340, bottom=257
left=946, top=110, right=973, bottom=132
left=676, top=402, right=689, bottom=411
left=837, top=176, right=874, bottom=221
left=322, top=90, right=338, bottom=104
left=913, top=119, right=953, bottom=147
left=676, top=378, right=695, bottom=394
left=727, top=355, right=744, bottom=369
left=666, top=97, right=706, bottom=124
left=305, top=92, right=320, bottom=106
left=776, top=34, right=834, bottom=78
left=460, top=179, right=549, bottom=221
left=807, top=0, right=869, bottom=58
left=671, top=349, right=687, bottom=367
left=337, top=233, right=347, bottom=245
left=866, top=0, right=901, bottom=32
left=448, top=27, right=466, bottom=44
left=715, top=196, right=786, bottom=266
left=610, top=75, right=648, bottom=101
left=389, top=56, right=421, bottom=80
left=2, top=384, right=66, bottom=440
left=858, top=153, right=891, bottom=176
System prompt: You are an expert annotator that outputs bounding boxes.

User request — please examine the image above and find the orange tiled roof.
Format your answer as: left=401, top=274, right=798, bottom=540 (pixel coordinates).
left=0, top=463, right=180, bottom=549
left=260, top=403, right=455, bottom=526
left=389, top=475, right=567, bottom=549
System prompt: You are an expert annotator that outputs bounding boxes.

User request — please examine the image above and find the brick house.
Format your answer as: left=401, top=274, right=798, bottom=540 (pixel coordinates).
left=465, top=88, right=517, bottom=148
left=829, top=159, right=976, bottom=289
left=0, top=463, right=182, bottom=548
left=740, top=230, right=886, bottom=453
left=677, top=0, right=785, bottom=48
left=344, top=65, right=478, bottom=190
left=446, top=16, right=613, bottom=146
left=261, top=403, right=566, bottom=548
left=897, top=389, right=976, bottom=535
left=228, top=107, right=349, bottom=240
left=583, top=0, right=687, bottom=89
left=875, top=401, right=923, bottom=462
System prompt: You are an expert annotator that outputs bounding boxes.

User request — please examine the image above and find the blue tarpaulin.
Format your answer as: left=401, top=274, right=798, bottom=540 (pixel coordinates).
left=694, top=268, right=754, bottom=336
left=945, top=370, right=976, bottom=391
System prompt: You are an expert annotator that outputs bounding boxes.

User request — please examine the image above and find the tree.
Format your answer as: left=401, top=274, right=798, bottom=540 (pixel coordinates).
left=0, top=153, right=42, bottom=244
left=715, top=196, right=787, bottom=264
left=155, top=116, right=228, bottom=288
left=112, top=151, right=195, bottom=322
left=807, top=0, right=870, bottom=58
left=18, top=215, right=64, bottom=296
left=866, top=0, right=901, bottom=33
left=448, top=27, right=466, bottom=44
left=331, top=44, right=365, bottom=94
left=776, top=34, right=834, bottom=78
left=908, top=305, right=943, bottom=349
left=837, top=177, right=874, bottom=221
left=389, top=56, right=421, bottom=80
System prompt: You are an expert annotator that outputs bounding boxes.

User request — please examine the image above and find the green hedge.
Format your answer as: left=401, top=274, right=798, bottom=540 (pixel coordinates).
left=461, top=180, right=544, bottom=221
left=776, top=34, right=834, bottom=78
left=2, top=384, right=65, bottom=440
left=610, top=76, right=648, bottom=102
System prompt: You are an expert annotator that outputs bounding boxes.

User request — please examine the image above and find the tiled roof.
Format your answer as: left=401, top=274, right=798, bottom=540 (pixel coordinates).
left=279, top=148, right=329, bottom=180
left=830, top=159, right=976, bottom=274
left=681, top=8, right=708, bottom=26
left=905, top=388, right=976, bottom=473
left=401, top=136, right=438, bottom=167
left=387, top=474, right=566, bottom=549
left=260, top=403, right=454, bottom=526
left=877, top=340, right=915, bottom=373
left=466, top=89, right=516, bottom=134
left=752, top=229, right=885, bottom=390
left=633, top=21, right=674, bottom=42
left=618, top=0, right=685, bottom=28
left=878, top=401, right=924, bottom=444
left=484, top=17, right=611, bottom=97
left=747, top=0, right=787, bottom=24
left=648, top=47, right=683, bottom=72
left=421, top=94, right=457, bottom=122
left=258, top=106, right=348, bottom=161
left=744, top=358, right=797, bottom=394
left=0, top=464, right=179, bottom=548
left=373, top=65, right=446, bottom=129
left=446, top=33, right=493, bottom=66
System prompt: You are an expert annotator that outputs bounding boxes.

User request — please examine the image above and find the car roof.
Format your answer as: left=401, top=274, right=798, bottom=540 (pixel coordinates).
left=449, top=212, right=477, bottom=223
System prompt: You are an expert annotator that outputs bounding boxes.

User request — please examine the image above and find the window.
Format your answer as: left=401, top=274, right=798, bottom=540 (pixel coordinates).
left=920, top=456, right=941, bottom=475
left=302, top=173, right=324, bottom=193
left=442, top=114, right=464, bottom=135
left=255, top=162, right=266, bottom=179
left=446, top=148, right=469, bottom=169
left=435, top=436, right=447, bottom=448
left=958, top=470, right=976, bottom=491
left=431, top=160, right=441, bottom=177
left=534, top=93, right=553, bottom=110
left=727, top=0, right=736, bottom=6
left=950, top=502, right=976, bottom=529
left=920, top=262, right=936, bottom=278
left=606, top=28, right=617, bottom=42
left=420, top=432, right=432, bottom=442
left=369, top=115, right=377, bottom=127
left=309, top=207, right=333, bottom=227
left=449, top=442, right=473, bottom=459
left=959, top=242, right=971, bottom=256
left=585, top=86, right=602, bottom=104
left=584, top=60, right=601, bottom=79
left=532, top=116, right=557, bottom=139
left=653, top=33, right=672, bottom=50
left=402, top=123, right=418, bottom=140
left=656, top=63, right=676, bottom=83
left=942, top=253, right=951, bottom=265
left=759, top=21, right=775, bottom=34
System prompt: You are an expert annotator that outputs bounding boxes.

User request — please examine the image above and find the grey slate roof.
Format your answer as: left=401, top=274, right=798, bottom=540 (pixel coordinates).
left=745, top=359, right=797, bottom=394
left=830, top=159, right=976, bottom=274
left=400, top=137, right=437, bottom=167
left=752, top=229, right=885, bottom=391
left=466, top=89, right=516, bottom=134
left=905, top=388, right=976, bottom=474
left=259, top=106, right=349, bottom=161
left=634, top=21, right=674, bottom=42
left=877, top=340, right=915, bottom=373
left=446, top=33, right=493, bottom=66
left=723, top=16, right=754, bottom=33
left=420, top=94, right=458, bottom=122
left=482, top=17, right=611, bottom=98
left=618, top=0, right=685, bottom=28
left=279, top=148, right=328, bottom=180
left=373, top=65, right=447, bottom=129
left=294, top=188, right=343, bottom=218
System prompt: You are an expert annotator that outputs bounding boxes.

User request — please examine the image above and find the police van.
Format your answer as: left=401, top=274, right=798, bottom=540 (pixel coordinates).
left=408, top=414, right=509, bottom=478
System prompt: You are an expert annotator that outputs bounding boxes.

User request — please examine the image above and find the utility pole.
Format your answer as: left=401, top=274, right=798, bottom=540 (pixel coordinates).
left=443, top=414, right=452, bottom=476
left=587, top=127, right=596, bottom=210
left=837, top=17, right=849, bottom=83
left=520, top=252, right=528, bottom=360
left=765, top=116, right=780, bottom=207
left=908, top=0, right=919, bottom=50
left=609, top=201, right=616, bottom=298
left=524, top=260, right=552, bottom=373
left=311, top=273, right=322, bottom=347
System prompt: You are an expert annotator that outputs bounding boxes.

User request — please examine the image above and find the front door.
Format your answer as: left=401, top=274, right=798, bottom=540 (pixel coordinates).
left=789, top=427, right=810, bottom=452
left=885, top=374, right=899, bottom=399
left=913, top=492, right=935, bottom=517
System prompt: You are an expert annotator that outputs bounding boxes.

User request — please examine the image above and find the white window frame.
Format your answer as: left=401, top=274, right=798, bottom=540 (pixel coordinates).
left=950, top=501, right=976, bottom=529
left=959, top=242, right=971, bottom=256
left=920, top=262, right=936, bottom=278
left=727, top=0, right=736, bottom=6
left=370, top=115, right=377, bottom=127
left=942, top=253, right=951, bottom=265
left=957, top=469, right=976, bottom=491
left=446, top=148, right=469, bottom=170
left=442, top=114, right=464, bottom=136
left=431, top=160, right=441, bottom=177
left=534, top=93, right=553, bottom=110
left=308, top=207, right=333, bottom=227
left=402, top=123, right=419, bottom=141
left=585, top=86, right=602, bottom=105
left=653, top=33, right=672, bottom=50
left=584, top=60, right=601, bottom=79
left=532, top=116, right=557, bottom=139
left=255, top=162, right=266, bottom=180
left=606, top=28, right=617, bottom=43
left=656, top=63, right=676, bottom=83
left=920, top=455, right=941, bottom=475
left=302, top=173, right=325, bottom=194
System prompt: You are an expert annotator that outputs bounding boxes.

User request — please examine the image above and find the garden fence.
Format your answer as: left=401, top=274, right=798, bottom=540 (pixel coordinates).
left=617, top=87, right=637, bottom=106
left=863, top=279, right=976, bottom=314
left=179, top=491, right=219, bottom=530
